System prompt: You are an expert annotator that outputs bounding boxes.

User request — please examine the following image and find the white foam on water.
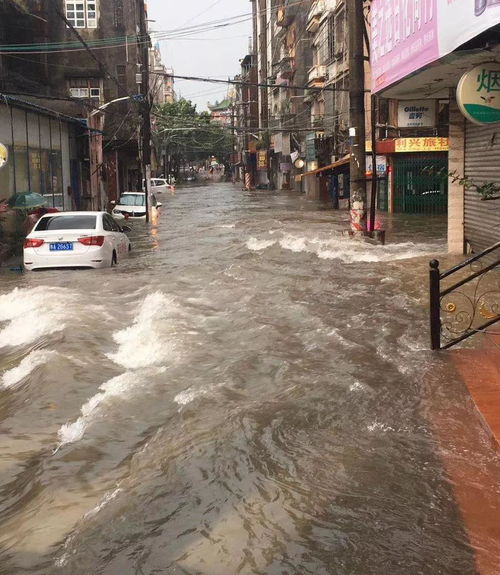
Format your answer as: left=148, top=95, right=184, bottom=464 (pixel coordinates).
left=57, top=371, right=145, bottom=446
left=107, top=292, right=179, bottom=370
left=246, top=237, right=276, bottom=251
left=246, top=233, right=445, bottom=264
left=83, top=488, right=122, bottom=520
left=1, top=350, right=58, bottom=388
left=174, top=386, right=210, bottom=406
left=367, top=421, right=396, bottom=433
left=349, top=381, right=366, bottom=393
left=0, top=286, right=77, bottom=348
left=279, top=235, right=311, bottom=253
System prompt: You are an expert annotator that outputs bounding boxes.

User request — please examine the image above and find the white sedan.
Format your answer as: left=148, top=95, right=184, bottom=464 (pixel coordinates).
left=23, top=211, right=131, bottom=271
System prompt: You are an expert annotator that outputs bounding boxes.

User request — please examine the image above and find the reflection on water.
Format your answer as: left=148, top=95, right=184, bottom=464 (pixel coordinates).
left=0, top=185, right=497, bottom=574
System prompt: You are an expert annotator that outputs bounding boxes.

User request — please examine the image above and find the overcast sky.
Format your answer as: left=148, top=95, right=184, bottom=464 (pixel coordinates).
left=148, top=0, right=253, bottom=111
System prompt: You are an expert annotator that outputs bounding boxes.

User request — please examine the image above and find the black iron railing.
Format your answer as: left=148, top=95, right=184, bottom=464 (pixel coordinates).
left=430, top=242, right=500, bottom=350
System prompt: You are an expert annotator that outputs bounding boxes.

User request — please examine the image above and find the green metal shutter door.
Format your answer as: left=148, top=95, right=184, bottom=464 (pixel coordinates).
left=393, top=154, right=448, bottom=214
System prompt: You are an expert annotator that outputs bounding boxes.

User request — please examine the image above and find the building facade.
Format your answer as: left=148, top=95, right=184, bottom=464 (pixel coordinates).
left=370, top=0, right=500, bottom=253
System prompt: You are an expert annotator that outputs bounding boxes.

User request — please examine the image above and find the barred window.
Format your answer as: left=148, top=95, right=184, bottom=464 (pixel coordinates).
left=65, top=1, right=98, bottom=29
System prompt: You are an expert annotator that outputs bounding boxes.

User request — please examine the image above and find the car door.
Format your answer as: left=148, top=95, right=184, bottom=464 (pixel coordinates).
left=108, top=214, right=128, bottom=256
left=102, top=214, right=119, bottom=255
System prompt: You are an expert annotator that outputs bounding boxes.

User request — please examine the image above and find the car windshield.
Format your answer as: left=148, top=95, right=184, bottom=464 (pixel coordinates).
left=35, top=215, right=97, bottom=231
left=119, top=194, right=145, bottom=206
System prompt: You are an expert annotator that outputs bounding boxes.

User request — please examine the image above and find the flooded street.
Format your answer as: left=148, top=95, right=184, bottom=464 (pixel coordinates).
left=0, top=183, right=497, bottom=574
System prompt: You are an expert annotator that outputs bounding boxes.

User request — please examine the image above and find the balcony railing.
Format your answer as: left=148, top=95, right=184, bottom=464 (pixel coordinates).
left=306, top=0, right=326, bottom=33
left=429, top=242, right=500, bottom=349
left=308, top=65, right=327, bottom=85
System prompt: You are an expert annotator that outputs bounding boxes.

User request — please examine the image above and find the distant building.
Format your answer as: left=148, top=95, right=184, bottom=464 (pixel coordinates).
left=207, top=99, right=233, bottom=127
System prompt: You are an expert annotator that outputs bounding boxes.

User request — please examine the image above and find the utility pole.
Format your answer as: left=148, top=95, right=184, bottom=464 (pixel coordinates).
left=139, top=0, right=151, bottom=223
left=348, top=0, right=367, bottom=234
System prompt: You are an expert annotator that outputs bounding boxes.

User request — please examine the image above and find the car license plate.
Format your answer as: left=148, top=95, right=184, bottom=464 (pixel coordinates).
left=49, top=242, right=73, bottom=251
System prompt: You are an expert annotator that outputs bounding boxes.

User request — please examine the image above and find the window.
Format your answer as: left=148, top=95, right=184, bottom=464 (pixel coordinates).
left=65, top=1, right=98, bottom=29
left=69, top=78, right=102, bottom=101
left=35, top=215, right=97, bottom=231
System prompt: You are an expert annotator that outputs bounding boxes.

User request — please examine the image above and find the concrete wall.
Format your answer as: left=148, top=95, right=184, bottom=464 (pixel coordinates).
left=447, top=96, right=466, bottom=254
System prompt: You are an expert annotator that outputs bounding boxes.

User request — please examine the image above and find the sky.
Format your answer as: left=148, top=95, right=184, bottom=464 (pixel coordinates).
left=147, top=0, right=253, bottom=111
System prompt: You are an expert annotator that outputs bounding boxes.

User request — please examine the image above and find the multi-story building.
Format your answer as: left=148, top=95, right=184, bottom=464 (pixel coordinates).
left=150, top=44, right=175, bottom=106
left=234, top=52, right=259, bottom=187
left=251, top=0, right=313, bottom=189
left=0, top=0, right=87, bottom=213
left=0, top=0, right=166, bottom=212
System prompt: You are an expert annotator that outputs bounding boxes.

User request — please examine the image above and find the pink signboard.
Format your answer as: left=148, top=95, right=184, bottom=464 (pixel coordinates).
left=371, top=0, right=500, bottom=93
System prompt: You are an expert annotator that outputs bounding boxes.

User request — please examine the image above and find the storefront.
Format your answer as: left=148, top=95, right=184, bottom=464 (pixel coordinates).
left=0, top=96, right=85, bottom=210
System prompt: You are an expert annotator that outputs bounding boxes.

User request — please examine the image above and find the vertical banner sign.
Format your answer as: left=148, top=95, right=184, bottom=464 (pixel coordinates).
left=257, top=150, right=268, bottom=171
left=371, top=0, right=500, bottom=93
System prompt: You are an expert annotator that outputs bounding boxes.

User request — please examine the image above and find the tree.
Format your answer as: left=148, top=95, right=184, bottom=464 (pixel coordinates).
left=154, top=99, right=232, bottom=179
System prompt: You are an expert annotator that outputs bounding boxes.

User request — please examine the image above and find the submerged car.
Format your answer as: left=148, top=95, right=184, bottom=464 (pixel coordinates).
left=150, top=178, right=175, bottom=194
left=23, top=211, right=131, bottom=271
left=112, top=192, right=162, bottom=220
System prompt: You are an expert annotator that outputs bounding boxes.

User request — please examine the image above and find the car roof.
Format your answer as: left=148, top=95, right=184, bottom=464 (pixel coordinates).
left=39, top=211, right=105, bottom=217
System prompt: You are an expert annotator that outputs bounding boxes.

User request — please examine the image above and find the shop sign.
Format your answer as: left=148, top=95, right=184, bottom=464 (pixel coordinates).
left=395, top=137, right=448, bottom=153
left=366, top=155, right=387, bottom=176
left=305, top=133, right=316, bottom=162
left=257, top=150, right=268, bottom=171
left=457, top=64, right=500, bottom=125
left=0, top=143, right=8, bottom=169
left=371, top=0, right=500, bottom=93
left=398, top=100, right=436, bottom=128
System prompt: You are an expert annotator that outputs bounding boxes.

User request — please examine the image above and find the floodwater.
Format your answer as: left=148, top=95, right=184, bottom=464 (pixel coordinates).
left=0, top=183, right=498, bottom=574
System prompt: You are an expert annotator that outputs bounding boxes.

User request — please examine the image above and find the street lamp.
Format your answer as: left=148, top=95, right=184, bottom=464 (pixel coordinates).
left=87, top=94, right=144, bottom=210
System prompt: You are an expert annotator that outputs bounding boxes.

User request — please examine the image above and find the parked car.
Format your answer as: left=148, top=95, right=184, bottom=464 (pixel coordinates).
left=23, top=211, right=131, bottom=271
left=111, top=192, right=162, bottom=220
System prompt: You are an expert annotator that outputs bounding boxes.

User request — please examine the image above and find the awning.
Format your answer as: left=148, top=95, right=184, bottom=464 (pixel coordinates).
left=300, top=155, right=350, bottom=178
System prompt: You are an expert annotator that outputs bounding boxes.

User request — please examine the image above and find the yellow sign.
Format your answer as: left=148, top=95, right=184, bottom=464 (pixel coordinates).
left=395, top=137, right=449, bottom=153
left=0, top=143, right=8, bottom=169
left=257, top=150, right=268, bottom=171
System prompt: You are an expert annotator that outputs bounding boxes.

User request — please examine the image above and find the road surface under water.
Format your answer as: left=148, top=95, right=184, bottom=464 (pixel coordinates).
left=0, top=184, right=498, bottom=574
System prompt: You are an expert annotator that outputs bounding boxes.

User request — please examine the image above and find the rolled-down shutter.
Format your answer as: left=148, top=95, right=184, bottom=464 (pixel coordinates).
left=464, top=122, right=500, bottom=253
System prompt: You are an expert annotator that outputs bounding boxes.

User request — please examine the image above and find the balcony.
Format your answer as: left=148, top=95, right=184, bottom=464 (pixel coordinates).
left=308, top=65, right=327, bottom=86
left=278, top=56, right=295, bottom=79
left=306, top=0, right=326, bottom=33
left=277, top=1, right=295, bottom=27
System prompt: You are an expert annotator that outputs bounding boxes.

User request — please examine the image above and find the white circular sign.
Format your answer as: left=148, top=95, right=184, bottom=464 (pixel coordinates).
left=0, top=143, right=7, bottom=169
left=457, top=64, right=500, bottom=125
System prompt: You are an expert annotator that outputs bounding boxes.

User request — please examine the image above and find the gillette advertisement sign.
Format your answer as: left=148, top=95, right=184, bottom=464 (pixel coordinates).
left=371, top=0, right=500, bottom=93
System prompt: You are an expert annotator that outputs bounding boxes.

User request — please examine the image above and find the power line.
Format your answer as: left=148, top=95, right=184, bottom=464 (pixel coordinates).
left=166, top=74, right=352, bottom=93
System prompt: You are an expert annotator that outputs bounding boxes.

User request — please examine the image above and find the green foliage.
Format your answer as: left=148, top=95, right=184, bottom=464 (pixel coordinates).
left=448, top=170, right=500, bottom=201
left=154, top=98, right=233, bottom=177
left=422, top=165, right=500, bottom=201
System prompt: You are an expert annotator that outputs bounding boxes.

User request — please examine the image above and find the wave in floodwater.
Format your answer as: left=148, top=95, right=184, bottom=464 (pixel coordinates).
left=247, top=233, right=445, bottom=262
left=57, top=369, right=166, bottom=446
left=107, top=291, right=181, bottom=370
left=58, top=291, right=180, bottom=446
left=0, top=286, right=79, bottom=348
left=1, top=349, right=59, bottom=388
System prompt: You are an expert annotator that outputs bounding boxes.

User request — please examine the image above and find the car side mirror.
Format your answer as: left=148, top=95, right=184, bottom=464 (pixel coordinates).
left=121, top=225, right=132, bottom=232
left=110, top=200, right=116, bottom=205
